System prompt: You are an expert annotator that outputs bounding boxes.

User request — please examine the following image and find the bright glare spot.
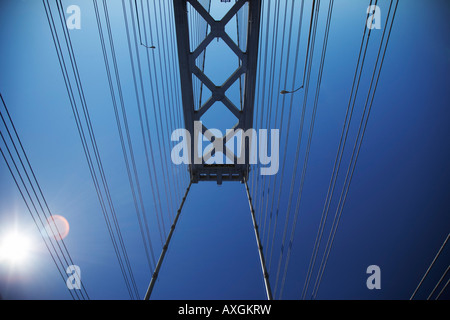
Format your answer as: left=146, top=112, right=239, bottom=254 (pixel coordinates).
left=0, top=232, right=31, bottom=264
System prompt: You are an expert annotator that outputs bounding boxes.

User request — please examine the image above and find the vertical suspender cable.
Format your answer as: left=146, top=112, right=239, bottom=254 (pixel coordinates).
left=144, top=182, right=193, bottom=300
left=245, top=179, right=273, bottom=300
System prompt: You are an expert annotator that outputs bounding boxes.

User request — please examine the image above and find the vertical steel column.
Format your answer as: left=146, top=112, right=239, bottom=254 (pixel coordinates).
left=173, top=0, right=196, bottom=179
left=144, top=182, right=193, bottom=300
left=244, top=179, right=273, bottom=300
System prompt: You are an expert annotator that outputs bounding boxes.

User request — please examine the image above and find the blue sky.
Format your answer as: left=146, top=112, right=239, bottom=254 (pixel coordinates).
left=0, top=0, right=449, bottom=300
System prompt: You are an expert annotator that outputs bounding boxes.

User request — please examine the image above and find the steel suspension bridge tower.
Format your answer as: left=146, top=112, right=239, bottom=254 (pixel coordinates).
left=145, top=0, right=272, bottom=300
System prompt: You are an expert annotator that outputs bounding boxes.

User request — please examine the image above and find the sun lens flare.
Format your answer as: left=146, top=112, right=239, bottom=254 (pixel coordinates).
left=0, top=232, right=31, bottom=264
left=44, top=215, right=70, bottom=241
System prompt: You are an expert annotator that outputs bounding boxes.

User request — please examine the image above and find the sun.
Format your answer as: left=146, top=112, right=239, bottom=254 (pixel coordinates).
left=0, top=232, right=31, bottom=264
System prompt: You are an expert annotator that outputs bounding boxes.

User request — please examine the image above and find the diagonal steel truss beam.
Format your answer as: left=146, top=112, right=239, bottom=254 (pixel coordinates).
left=173, top=0, right=262, bottom=184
